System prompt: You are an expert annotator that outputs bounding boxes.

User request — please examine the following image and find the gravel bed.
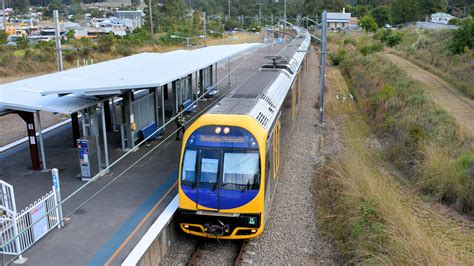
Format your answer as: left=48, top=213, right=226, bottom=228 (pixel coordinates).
left=161, top=46, right=337, bottom=265
left=242, top=47, right=336, bottom=264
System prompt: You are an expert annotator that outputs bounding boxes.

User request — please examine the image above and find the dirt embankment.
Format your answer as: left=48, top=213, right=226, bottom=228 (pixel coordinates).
left=384, top=53, right=474, bottom=134
left=314, top=66, right=474, bottom=264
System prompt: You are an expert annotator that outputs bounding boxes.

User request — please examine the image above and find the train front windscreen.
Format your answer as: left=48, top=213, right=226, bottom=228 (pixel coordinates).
left=181, top=126, right=260, bottom=210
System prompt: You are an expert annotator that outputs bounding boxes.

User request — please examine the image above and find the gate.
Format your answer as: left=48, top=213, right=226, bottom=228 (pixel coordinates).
left=0, top=180, right=62, bottom=257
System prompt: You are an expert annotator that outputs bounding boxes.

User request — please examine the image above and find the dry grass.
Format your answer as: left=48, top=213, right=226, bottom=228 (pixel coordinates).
left=316, top=67, right=474, bottom=264
left=1, top=32, right=263, bottom=80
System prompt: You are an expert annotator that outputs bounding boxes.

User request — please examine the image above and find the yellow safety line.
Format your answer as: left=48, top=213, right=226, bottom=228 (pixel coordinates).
left=104, top=182, right=177, bottom=266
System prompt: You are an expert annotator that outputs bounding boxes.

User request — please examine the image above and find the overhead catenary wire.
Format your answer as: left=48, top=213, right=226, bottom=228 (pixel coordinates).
left=2, top=42, right=279, bottom=264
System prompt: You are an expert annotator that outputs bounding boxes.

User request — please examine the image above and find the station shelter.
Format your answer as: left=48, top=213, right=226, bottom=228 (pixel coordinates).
left=0, top=43, right=260, bottom=179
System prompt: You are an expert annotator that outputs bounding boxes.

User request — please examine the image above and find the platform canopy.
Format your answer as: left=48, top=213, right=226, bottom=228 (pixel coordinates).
left=0, top=43, right=261, bottom=114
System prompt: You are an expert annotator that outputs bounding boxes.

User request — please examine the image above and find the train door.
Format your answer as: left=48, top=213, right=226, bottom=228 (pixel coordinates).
left=196, top=149, right=220, bottom=210
left=272, top=121, right=281, bottom=179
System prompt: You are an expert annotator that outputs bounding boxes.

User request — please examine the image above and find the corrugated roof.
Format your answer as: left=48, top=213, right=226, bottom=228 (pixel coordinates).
left=327, top=12, right=351, bottom=21
left=0, top=43, right=261, bottom=114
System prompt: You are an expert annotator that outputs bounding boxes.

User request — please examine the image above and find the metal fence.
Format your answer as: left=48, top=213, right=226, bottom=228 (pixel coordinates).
left=416, top=21, right=459, bottom=30
left=0, top=181, right=61, bottom=257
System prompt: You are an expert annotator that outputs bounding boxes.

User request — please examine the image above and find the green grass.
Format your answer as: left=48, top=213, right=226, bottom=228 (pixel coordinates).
left=13, top=50, right=26, bottom=57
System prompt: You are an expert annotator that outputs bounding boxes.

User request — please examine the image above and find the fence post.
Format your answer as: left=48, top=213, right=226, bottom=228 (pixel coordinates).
left=9, top=185, right=25, bottom=262
left=51, top=168, right=64, bottom=227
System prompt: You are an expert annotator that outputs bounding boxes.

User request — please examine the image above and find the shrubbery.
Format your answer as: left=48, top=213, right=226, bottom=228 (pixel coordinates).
left=330, top=48, right=348, bottom=65
left=374, top=28, right=403, bottom=47
left=339, top=52, right=474, bottom=213
left=450, top=18, right=474, bottom=54
left=358, top=42, right=384, bottom=55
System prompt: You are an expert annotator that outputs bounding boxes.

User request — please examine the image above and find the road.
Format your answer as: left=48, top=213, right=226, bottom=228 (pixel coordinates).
left=384, top=53, right=474, bottom=134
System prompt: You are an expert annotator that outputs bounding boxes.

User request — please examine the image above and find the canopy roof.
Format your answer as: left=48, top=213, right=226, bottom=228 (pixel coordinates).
left=0, top=43, right=261, bottom=114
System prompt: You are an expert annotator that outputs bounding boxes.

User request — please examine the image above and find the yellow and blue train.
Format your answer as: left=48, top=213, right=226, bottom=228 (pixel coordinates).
left=177, top=27, right=311, bottom=239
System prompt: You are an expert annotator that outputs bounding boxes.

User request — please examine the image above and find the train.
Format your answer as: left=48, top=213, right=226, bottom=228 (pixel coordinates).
left=177, top=27, right=311, bottom=239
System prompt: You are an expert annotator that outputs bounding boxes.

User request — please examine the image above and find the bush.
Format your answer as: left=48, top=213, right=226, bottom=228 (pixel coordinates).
left=359, top=42, right=384, bottom=55
left=0, top=30, right=7, bottom=45
left=343, top=38, right=357, bottom=46
left=330, top=48, right=348, bottom=65
left=386, top=32, right=403, bottom=47
left=450, top=18, right=474, bottom=54
left=97, top=33, right=115, bottom=53
left=375, top=29, right=403, bottom=47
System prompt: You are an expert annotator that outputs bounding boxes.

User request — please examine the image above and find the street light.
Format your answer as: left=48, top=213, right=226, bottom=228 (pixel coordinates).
left=170, top=35, right=205, bottom=50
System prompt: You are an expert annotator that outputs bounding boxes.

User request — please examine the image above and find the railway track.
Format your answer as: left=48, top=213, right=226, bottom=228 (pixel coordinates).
left=187, top=239, right=249, bottom=266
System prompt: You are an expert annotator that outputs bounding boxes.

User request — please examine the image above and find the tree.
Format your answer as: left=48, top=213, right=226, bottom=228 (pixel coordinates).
left=417, top=0, right=448, bottom=18
left=12, top=0, right=30, bottom=13
left=97, top=33, right=115, bottom=53
left=360, top=15, right=378, bottom=33
left=392, top=0, right=419, bottom=24
left=0, top=30, right=7, bottom=45
left=370, top=6, right=392, bottom=27
left=450, top=18, right=474, bottom=54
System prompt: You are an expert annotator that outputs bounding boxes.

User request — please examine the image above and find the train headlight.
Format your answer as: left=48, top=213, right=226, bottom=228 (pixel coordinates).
left=249, top=138, right=257, bottom=148
left=223, top=127, right=230, bottom=134
left=215, top=127, right=222, bottom=134
left=184, top=224, right=189, bottom=228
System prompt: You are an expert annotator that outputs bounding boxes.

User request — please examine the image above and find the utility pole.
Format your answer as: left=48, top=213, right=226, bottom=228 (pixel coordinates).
left=203, top=11, right=206, bottom=45
left=258, top=3, right=262, bottom=26
left=2, top=0, right=6, bottom=32
left=148, top=0, right=155, bottom=46
left=228, top=0, right=231, bottom=20
left=319, top=10, right=327, bottom=124
left=284, top=0, right=287, bottom=29
left=53, top=10, right=64, bottom=72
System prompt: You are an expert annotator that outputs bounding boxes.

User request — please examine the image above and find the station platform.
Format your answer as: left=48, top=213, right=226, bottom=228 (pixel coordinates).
left=0, top=42, right=290, bottom=265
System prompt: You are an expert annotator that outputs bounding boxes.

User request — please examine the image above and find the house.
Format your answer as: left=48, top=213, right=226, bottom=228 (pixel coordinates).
left=327, top=8, right=351, bottom=30
left=430, top=12, right=456, bottom=24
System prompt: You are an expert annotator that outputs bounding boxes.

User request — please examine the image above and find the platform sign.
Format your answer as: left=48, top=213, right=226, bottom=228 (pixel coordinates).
left=31, top=202, right=48, bottom=241
left=77, top=138, right=91, bottom=177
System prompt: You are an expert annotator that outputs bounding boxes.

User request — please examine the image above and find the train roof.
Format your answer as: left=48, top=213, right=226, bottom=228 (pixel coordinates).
left=208, top=28, right=311, bottom=132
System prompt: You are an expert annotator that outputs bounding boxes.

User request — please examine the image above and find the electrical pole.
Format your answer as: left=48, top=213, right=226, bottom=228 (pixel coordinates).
left=228, top=0, right=231, bottom=20
left=53, top=10, right=64, bottom=72
left=203, top=11, right=206, bottom=45
left=2, top=0, right=6, bottom=32
left=319, top=10, right=327, bottom=124
left=284, top=0, right=287, bottom=29
left=258, top=3, right=262, bottom=26
left=148, top=0, right=155, bottom=46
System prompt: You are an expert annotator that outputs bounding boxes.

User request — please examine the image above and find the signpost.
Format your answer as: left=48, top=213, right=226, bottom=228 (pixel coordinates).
left=52, top=168, right=64, bottom=227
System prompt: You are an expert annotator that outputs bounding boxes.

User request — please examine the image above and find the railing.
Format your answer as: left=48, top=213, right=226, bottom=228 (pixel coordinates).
left=0, top=184, right=61, bottom=257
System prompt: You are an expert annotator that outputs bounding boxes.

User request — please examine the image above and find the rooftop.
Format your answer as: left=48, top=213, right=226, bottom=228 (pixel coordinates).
left=0, top=43, right=261, bottom=114
left=327, top=12, right=351, bottom=21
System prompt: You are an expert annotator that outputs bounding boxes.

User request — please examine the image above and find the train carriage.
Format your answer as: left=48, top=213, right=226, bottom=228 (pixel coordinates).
left=177, top=27, right=311, bottom=239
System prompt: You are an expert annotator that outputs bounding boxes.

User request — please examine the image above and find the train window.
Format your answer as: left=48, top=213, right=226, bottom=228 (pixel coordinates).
left=181, top=150, right=197, bottom=186
left=222, top=152, right=260, bottom=190
left=199, top=150, right=220, bottom=188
